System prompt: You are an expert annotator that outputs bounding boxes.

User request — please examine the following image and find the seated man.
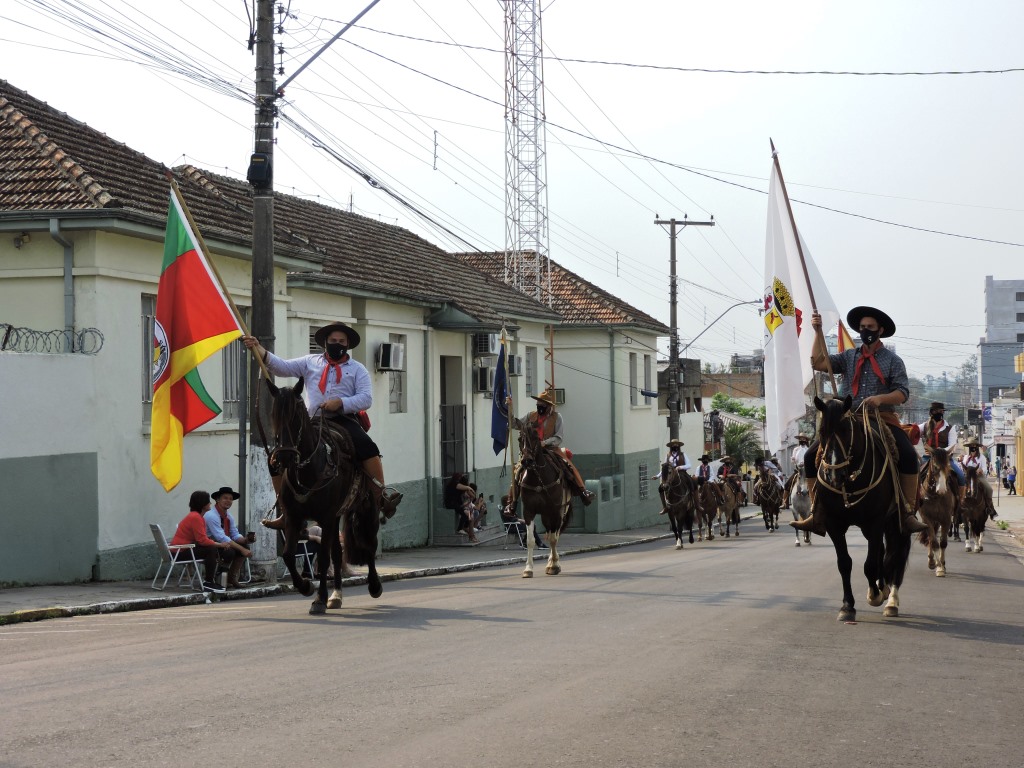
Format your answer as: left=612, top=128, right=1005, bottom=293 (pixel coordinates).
left=171, top=490, right=230, bottom=593
left=650, top=439, right=694, bottom=514
left=696, top=453, right=713, bottom=486
left=500, top=494, right=547, bottom=548
left=203, top=486, right=255, bottom=589
left=793, top=306, right=927, bottom=536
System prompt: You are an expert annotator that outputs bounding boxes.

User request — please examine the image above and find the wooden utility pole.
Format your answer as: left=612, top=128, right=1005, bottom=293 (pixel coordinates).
left=245, top=0, right=277, bottom=575
left=654, top=215, right=715, bottom=440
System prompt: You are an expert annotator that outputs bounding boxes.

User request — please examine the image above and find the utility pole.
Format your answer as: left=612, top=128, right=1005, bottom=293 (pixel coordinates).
left=654, top=215, right=715, bottom=441
left=245, top=0, right=277, bottom=576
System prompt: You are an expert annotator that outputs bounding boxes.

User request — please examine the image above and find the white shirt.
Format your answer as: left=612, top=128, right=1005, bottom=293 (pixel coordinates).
left=917, top=419, right=959, bottom=453
left=264, top=351, right=372, bottom=416
left=791, top=444, right=808, bottom=466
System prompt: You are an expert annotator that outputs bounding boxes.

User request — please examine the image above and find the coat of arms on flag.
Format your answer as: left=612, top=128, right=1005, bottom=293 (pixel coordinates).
left=763, top=277, right=802, bottom=339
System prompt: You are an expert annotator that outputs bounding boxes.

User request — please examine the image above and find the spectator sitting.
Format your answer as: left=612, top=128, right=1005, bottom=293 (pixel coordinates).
left=171, top=490, right=230, bottom=593
left=444, top=473, right=478, bottom=542
left=500, top=494, right=547, bottom=548
left=204, top=486, right=254, bottom=589
left=468, top=483, right=488, bottom=529
left=304, top=524, right=358, bottom=578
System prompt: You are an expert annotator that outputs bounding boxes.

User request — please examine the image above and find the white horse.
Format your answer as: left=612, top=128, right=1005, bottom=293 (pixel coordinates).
left=790, top=471, right=811, bottom=547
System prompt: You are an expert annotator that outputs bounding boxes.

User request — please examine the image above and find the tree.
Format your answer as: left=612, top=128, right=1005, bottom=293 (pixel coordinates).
left=711, top=392, right=766, bottom=422
left=724, top=422, right=762, bottom=467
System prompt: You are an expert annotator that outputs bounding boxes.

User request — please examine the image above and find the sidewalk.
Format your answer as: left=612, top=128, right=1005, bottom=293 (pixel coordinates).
left=3, top=494, right=1022, bottom=626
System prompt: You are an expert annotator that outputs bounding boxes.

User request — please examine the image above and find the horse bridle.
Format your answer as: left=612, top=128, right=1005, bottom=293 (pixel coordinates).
left=817, top=406, right=892, bottom=509
left=271, top=398, right=339, bottom=501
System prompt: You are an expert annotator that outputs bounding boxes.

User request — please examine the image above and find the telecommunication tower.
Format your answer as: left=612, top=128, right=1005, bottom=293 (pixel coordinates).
left=503, top=0, right=551, bottom=305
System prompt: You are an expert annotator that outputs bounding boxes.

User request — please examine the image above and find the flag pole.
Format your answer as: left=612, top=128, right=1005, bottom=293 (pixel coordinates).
left=166, top=173, right=271, bottom=380
left=769, top=140, right=838, bottom=396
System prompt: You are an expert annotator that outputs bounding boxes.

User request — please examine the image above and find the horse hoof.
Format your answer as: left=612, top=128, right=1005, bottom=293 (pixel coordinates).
left=837, top=606, right=856, bottom=622
left=368, top=579, right=383, bottom=599
left=883, top=605, right=899, bottom=618
left=794, top=540, right=801, bottom=547
left=299, top=580, right=315, bottom=597
left=309, top=601, right=326, bottom=616
left=976, top=545, right=983, bottom=553
left=675, top=542, right=683, bottom=550
left=936, top=568, right=946, bottom=577
left=522, top=570, right=533, bottom=578
left=928, top=557, right=936, bottom=570
left=545, top=565, right=561, bottom=575
left=326, top=597, right=342, bottom=609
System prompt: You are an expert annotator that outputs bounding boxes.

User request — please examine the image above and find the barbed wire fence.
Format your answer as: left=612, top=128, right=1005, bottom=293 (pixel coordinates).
left=0, top=323, right=104, bottom=355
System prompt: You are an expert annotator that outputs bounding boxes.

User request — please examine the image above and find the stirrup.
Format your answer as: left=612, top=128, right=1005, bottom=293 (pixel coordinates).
left=379, top=488, right=403, bottom=519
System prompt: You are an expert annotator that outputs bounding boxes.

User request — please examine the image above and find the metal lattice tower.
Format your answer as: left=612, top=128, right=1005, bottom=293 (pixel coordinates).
left=504, top=0, right=551, bottom=305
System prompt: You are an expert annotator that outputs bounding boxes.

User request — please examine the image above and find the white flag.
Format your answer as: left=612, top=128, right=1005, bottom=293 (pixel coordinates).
left=762, top=160, right=853, bottom=454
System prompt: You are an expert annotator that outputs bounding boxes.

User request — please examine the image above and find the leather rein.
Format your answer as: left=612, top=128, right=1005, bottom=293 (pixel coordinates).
left=816, top=406, right=894, bottom=509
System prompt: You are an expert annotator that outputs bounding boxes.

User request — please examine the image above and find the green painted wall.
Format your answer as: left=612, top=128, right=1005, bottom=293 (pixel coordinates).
left=0, top=453, right=98, bottom=586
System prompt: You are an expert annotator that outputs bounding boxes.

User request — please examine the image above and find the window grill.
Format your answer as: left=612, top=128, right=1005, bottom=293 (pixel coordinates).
left=638, top=462, right=649, bottom=500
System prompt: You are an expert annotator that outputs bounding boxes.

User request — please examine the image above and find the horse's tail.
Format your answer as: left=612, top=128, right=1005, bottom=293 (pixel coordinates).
left=916, top=529, right=931, bottom=547
left=343, top=486, right=380, bottom=566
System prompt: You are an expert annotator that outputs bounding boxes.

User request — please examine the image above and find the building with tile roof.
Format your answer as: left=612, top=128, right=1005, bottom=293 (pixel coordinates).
left=1, top=80, right=672, bottom=583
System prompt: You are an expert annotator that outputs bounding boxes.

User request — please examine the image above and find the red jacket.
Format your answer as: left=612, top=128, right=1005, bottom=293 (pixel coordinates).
left=170, top=510, right=218, bottom=548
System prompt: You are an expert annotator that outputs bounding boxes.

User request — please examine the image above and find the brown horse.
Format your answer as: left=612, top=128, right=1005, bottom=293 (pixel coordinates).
left=960, top=465, right=989, bottom=554
left=715, top=478, right=741, bottom=537
left=512, top=417, right=573, bottom=576
left=917, top=446, right=955, bottom=576
left=266, top=378, right=382, bottom=614
left=695, top=481, right=720, bottom=541
left=756, top=466, right=783, bottom=532
left=661, top=464, right=697, bottom=549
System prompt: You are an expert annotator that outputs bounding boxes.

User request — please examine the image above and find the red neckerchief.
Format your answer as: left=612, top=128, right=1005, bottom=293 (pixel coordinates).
left=928, top=419, right=944, bottom=448
left=851, top=343, right=886, bottom=397
left=219, top=509, right=231, bottom=537
left=535, top=412, right=549, bottom=441
left=318, top=353, right=348, bottom=394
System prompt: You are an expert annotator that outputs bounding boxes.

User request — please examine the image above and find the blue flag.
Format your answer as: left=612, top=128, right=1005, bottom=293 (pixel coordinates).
left=491, top=339, right=509, bottom=455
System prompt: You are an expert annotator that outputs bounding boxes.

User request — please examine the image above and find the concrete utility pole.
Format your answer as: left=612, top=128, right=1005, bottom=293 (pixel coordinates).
left=654, top=215, right=715, bottom=440
left=246, top=0, right=277, bottom=575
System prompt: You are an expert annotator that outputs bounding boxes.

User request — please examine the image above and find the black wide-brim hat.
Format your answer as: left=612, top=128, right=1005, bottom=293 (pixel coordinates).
left=211, top=486, right=240, bottom=500
left=930, top=401, right=945, bottom=410
left=314, top=322, right=361, bottom=350
left=846, top=306, right=895, bottom=338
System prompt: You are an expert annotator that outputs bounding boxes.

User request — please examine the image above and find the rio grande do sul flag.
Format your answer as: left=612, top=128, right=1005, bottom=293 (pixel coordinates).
left=763, top=155, right=851, bottom=454
left=150, top=189, right=242, bottom=491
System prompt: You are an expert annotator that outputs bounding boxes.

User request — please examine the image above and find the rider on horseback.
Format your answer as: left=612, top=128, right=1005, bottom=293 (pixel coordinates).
left=510, top=389, right=595, bottom=507
left=917, top=401, right=963, bottom=511
left=652, top=439, right=695, bottom=514
left=716, top=456, right=741, bottom=495
left=961, top=441, right=997, bottom=519
left=243, top=323, right=403, bottom=523
left=782, top=434, right=810, bottom=508
left=792, top=306, right=928, bottom=537
left=752, top=455, right=784, bottom=504
left=696, top=453, right=713, bottom=485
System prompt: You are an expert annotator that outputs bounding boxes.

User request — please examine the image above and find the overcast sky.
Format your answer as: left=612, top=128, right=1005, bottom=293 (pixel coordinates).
left=3, top=0, right=1022, bottom=381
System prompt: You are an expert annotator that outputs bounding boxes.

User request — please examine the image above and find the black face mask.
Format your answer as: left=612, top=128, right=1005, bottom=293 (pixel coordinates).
left=671, top=447, right=680, bottom=453
left=326, top=342, right=347, bottom=360
left=859, top=328, right=879, bottom=346
left=931, top=413, right=944, bottom=422
left=537, top=405, right=550, bottom=416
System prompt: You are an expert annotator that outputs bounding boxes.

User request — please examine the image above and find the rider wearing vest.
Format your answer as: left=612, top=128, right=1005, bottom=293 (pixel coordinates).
left=782, top=434, right=810, bottom=508
left=792, top=306, right=927, bottom=537
left=696, top=454, right=713, bottom=485
left=518, top=390, right=595, bottom=506
left=752, top=455, right=784, bottom=504
left=917, top=401, right=964, bottom=502
left=961, top=441, right=998, bottom=519
left=716, top=456, right=741, bottom=495
left=243, top=323, right=403, bottom=525
left=651, top=439, right=694, bottom=514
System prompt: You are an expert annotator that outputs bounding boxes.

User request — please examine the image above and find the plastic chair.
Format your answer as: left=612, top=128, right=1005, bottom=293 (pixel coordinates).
left=503, top=520, right=529, bottom=550
left=150, top=523, right=205, bottom=591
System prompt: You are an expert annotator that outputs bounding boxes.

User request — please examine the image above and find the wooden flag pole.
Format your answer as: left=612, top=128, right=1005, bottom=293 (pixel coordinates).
left=769, top=140, right=838, bottom=396
left=167, top=173, right=271, bottom=381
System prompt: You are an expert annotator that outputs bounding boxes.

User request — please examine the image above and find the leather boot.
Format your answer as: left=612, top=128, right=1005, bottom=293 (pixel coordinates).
left=227, top=556, right=244, bottom=589
left=899, top=473, right=928, bottom=534
left=790, top=477, right=826, bottom=536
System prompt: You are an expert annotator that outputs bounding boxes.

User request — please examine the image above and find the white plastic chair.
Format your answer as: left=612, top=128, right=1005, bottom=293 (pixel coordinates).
left=503, top=520, right=529, bottom=550
left=150, top=523, right=205, bottom=591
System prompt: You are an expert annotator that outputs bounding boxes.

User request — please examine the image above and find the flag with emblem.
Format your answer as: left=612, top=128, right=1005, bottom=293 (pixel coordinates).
left=763, top=152, right=848, bottom=453
left=150, top=187, right=242, bottom=491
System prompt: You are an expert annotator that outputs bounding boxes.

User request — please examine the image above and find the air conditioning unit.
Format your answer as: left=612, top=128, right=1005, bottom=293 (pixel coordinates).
left=474, top=366, right=495, bottom=393
left=507, top=354, right=523, bottom=376
left=375, top=342, right=405, bottom=372
left=473, top=332, right=501, bottom=357
left=554, top=388, right=566, bottom=405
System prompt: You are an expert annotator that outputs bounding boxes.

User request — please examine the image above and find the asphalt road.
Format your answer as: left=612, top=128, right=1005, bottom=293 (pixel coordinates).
left=2, top=523, right=1023, bottom=768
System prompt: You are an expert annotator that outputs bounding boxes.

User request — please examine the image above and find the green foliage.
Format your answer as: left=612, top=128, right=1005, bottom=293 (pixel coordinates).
left=723, top=422, right=761, bottom=466
left=711, top=392, right=766, bottom=421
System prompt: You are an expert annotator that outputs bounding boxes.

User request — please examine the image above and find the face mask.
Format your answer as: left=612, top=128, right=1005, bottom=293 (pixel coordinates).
left=537, top=405, right=549, bottom=415
left=326, top=342, right=347, bottom=360
left=932, top=413, right=944, bottom=422
left=859, top=328, right=879, bottom=346
left=671, top=447, right=680, bottom=453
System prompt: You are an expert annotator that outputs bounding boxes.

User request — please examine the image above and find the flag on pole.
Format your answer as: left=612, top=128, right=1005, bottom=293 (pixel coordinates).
left=150, top=191, right=242, bottom=491
left=763, top=158, right=850, bottom=454
left=491, top=331, right=510, bottom=455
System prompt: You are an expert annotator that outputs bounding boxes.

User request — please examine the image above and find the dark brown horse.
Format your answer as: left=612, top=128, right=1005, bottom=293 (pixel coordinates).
left=960, top=464, right=989, bottom=554
left=661, top=464, right=697, bottom=549
left=715, top=478, right=741, bottom=537
left=814, top=395, right=912, bottom=621
left=512, top=417, right=573, bottom=576
left=917, top=446, right=955, bottom=576
left=267, top=378, right=382, bottom=614
left=756, top=466, right=783, bottom=532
